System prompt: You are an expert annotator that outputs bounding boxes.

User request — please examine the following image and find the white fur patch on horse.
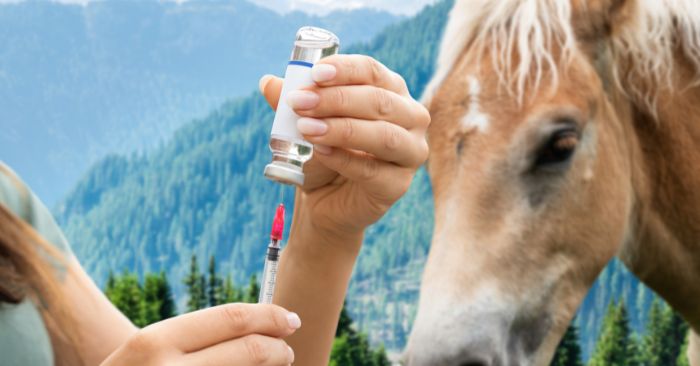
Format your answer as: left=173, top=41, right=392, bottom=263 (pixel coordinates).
left=461, top=75, right=490, bottom=133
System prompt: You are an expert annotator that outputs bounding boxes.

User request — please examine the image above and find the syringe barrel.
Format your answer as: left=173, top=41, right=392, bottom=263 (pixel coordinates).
left=258, top=245, right=280, bottom=304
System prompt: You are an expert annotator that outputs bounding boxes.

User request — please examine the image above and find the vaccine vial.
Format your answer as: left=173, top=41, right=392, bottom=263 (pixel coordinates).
left=264, top=26, right=340, bottom=186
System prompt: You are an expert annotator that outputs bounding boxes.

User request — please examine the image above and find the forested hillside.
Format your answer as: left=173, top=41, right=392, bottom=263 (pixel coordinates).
left=58, top=0, right=668, bottom=359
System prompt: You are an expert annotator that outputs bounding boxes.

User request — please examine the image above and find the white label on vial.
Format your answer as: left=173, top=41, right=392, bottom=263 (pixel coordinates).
left=270, top=61, right=314, bottom=143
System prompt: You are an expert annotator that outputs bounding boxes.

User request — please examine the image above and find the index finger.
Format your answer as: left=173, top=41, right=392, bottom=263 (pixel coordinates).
left=148, top=303, right=301, bottom=352
left=312, top=54, right=409, bottom=95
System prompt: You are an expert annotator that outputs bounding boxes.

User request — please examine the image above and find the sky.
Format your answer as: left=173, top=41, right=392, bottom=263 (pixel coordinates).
left=0, top=0, right=439, bottom=16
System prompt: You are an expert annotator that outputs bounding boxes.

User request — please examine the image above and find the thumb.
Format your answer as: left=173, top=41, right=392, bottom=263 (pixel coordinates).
left=259, top=74, right=283, bottom=111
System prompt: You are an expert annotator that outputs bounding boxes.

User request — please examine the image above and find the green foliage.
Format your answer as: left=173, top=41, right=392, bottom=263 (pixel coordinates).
left=641, top=299, right=665, bottom=365
left=664, top=307, right=690, bottom=365
left=677, top=334, right=690, bottom=366
left=371, top=344, right=391, bottom=366
left=142, top=272, right=176, bottom=325
left=105, top=257, right=256, bottom=323
left=105, top=270, right=146, bottom=327
left=184, top=254, right=207, bottom=312
left=244, top=273, right=260, bottom=304
left=207, top=255, right=223, bottom=306
left=330, top=332, right=377, bottom=366
left=336, top=300, right=355, bottom=337
left=639, top=299, right=689, bottom=366
left=330, top=334, right=358, bottom=366
left=589, top=301, right=635, bottom=366
left=552, top=322, right=583, bottom=366
left=330, top=300, right=390, bottom=366
left=222, top=276, right=241, bottom=303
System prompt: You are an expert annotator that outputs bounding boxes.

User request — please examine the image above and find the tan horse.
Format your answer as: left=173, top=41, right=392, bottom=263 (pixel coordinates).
left=404, top=0, right=700, bottom=365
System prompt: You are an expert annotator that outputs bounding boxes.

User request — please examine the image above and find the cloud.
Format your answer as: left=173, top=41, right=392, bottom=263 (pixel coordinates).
left=246, top=0, right=438, bottom=16
left=51, top=0, right=90, bottom=5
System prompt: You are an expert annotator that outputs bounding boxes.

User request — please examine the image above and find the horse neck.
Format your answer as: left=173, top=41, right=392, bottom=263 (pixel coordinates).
left=621, top=49, right=700, bottom=333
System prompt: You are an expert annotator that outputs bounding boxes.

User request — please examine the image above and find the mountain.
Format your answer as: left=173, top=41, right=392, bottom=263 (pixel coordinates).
left=56, top=0, right=658, bottom=359
left=0, top=0, right=399, bottom=206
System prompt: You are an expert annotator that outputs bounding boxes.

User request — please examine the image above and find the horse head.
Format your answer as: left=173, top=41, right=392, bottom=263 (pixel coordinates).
left=405, top=1, right=645, bottom=364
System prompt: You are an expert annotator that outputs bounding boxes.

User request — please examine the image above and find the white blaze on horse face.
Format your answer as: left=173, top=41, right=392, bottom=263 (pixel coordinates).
left=461, top=75, right=490, bottom=133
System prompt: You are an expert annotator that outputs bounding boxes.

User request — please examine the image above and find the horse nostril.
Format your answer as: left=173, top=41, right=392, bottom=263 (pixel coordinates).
left=458, top=358, right=492, bottom=366
left=457, top=355, right=495, bottom=366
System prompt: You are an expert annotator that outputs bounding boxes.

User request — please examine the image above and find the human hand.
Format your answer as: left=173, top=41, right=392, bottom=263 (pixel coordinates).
left=101, top=303, right=300, bottom=366
left=260, top=55, right=430, bottom=241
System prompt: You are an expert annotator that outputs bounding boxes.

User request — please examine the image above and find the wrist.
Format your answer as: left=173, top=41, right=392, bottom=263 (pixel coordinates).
left=288, top=189, right=364, bottom=258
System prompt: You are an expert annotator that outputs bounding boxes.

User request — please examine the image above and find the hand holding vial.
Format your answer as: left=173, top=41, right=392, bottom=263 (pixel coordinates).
left=260, top=54, right=430, bottom=241
left=259, top=38, right=429, bottom=365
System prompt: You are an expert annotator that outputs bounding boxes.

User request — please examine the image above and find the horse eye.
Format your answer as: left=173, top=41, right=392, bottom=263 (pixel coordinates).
left=534, top=129, right=579, bottom=169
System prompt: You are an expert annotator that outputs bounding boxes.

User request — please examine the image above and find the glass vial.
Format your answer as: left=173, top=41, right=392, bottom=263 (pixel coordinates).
left=264, top=26, right=340, bottom=186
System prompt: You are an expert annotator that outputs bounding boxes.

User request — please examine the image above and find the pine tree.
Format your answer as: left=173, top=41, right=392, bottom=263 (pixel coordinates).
left=105, top=271, right=116, bottom=293
left=105, top=270, right=146, bottom=327
left=330, top=300, right=381, bottom=366
left=589, top=300, right=633, bottom=366
left=677, top=334, right=690, bottom=366
left=199, top=275, right=207, bottom=307
left=663, top=305, right=689, bottom=365
left=142, top=271, right=176, bottom=325
left=207, top=255, right=222, bottom=306
left=551, top=322, right=583, bottom=366
left=157, top=271, right=177, bottom=320
left=222, top=275, right=240, bottom=303
left=184, top=254, right=206, bottom=311
left=336, top=300, right=356, bottom=337
left=330, top=334, right=354, bottom=366
left=628, top=333, right=643, bottom=366
left=371, top=344, right=391, bottom=366
left=244, top=273, right=260, bottom=303
left=355, top=332, right=374, bottom=365
left=641, top=299, right=665, bottom=366
left=640, top=299, right=689, bottom=366
left=143, top=273, right=163, bottom=325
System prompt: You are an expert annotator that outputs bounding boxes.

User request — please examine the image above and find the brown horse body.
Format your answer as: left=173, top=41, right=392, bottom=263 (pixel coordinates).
left=624, top=46, right=700, bottom=364
left=405, top=0, right=700, bottom=364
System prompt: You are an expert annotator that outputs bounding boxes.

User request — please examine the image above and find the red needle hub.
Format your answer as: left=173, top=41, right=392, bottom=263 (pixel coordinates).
left=270, top=203, right=285, bottom=241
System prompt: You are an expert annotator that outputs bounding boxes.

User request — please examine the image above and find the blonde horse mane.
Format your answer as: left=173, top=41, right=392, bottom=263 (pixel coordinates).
left=613, top=0, right=700, bottom=110
left=423, top=0, right=700, bottom=112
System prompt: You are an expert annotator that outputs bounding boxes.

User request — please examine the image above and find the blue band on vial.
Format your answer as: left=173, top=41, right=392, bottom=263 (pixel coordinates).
left=288, top=60, right=314, bottom=68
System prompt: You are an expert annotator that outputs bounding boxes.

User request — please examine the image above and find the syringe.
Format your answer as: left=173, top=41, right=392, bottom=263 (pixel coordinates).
left=259, top=203, right=285, bottom=304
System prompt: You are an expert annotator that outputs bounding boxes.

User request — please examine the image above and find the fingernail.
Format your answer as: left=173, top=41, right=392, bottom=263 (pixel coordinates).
left=259, top=74, right=273, bottom=93
left=287, top=346, right=295, bottom=363
left=286, top=90, right=319, bottom=110
left=286, top=312, right=301, bottom=329
left=314, top=144, right=332, bottom=155
left=312, top=64, right=336, bottom=83
left=297, top=117, right=328, bottom=136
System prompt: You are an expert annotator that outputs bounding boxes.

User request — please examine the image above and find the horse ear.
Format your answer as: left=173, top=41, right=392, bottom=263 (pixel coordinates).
left=571, top=0, right=636, bottom=41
